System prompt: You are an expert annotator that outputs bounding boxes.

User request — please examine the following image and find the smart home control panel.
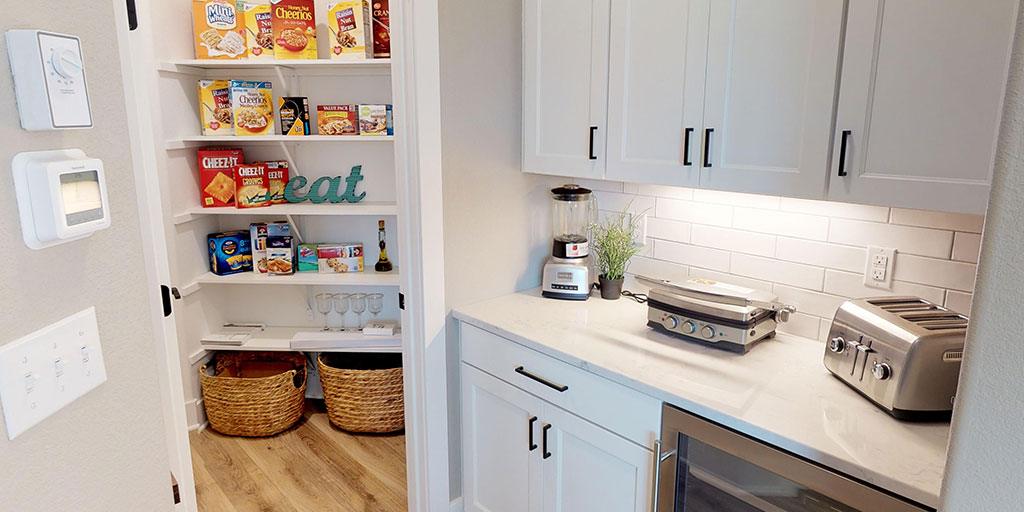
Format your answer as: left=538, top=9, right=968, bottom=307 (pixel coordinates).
left=5, top=30, right=93, bottom=130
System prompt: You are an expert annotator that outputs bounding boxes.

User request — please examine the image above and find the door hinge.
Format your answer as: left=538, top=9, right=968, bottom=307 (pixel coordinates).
left=398, top=292, right=405, bottom=310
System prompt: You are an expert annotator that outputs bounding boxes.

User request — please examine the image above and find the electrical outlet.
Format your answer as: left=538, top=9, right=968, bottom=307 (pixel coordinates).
left=635, top=213, right=648, bottom=247
left=864, top=246, right=896, bottom=289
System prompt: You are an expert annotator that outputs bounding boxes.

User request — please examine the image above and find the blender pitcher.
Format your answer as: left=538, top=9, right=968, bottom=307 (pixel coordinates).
left=542, top=184, right=598, bottom=300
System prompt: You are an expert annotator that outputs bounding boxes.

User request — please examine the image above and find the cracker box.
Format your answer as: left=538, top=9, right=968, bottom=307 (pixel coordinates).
left=198, top=79, right=233, bottom=135
left=198, top=147, right=243, bottom=207
left=270, top=0, right=317, bottom=60
left=317, top=243, right=364, bottom=273
left=249, top=223, right=269, bottom=274
left=193, top=0, right=247, bottom=59
left=230, top=80, right=274, bottom=135
left=267, top=235, right=294, bottom=275
left=279, top=96, right=310, bottom=135
left=328, top=2, right=372, bottom=59
left=258, top=161, right=290, bottom=203
left=234, top=163, right=270, bottom=208
left=298, top=243, right=320, bottom=271
left=317, top=105, right=358, bottom=135
left=371, top=0, right=390, bottom=58
left=209, top=231, right=253, bottom=275
left=358, top=104, right=387, bottom=136
left=243, top=0, right=275, bottom=59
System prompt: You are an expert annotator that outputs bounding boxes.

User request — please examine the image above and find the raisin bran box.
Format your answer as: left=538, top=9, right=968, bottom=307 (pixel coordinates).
left=198, top=147, right=243, bottom=207
left=234, top=163, right=270, bottom=208
left=243, top=0, right=274, bottom=59
left=328, top=1, right=372, bottom=59
left=270, top=0, right=317, bottom=60
left=209, top=231, right=253, bottom=275
left=198, top=79, right=233, bottom=135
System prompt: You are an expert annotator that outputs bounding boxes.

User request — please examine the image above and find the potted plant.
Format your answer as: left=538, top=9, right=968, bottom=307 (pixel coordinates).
left=592, top=208, right=644, bottom=300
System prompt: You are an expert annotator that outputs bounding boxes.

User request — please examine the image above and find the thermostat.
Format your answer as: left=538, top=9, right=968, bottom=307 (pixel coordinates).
left=12, top=149, right=110, bottom=250
left=5, top=30, right=93, bottom=130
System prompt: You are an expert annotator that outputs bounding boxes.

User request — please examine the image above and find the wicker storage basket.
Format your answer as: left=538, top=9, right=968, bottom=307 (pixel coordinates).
left=318, top=353, right=404, bottom=433
left=200, top=351, right=306, bottom=437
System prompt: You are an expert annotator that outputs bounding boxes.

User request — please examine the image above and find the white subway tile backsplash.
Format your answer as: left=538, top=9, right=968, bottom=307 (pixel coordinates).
left=646, top=218, right=692, bottom=243
left=772, top=284, right=846, bottom=319
left=944, top=290, right=974, bottom=315
left=777, top=312, right=822, bottom=340
left=634, top=184, right=694, bottom=200
left=655, top=240, right=731, bottom=272
left=692, top=189, right=781, bottom=209
left=775, top=237, right=866, bottom=273
left=779, top=197, right=890, bottom=222
left=733, top=207, right=830, bottom=240
left=656, top=198, right=733, bottom=227
left=893, top=254, right=977, bottom=292
left=594, top=191, right=656, bottom=215
left=823, top=269, right=946, bottom=304
left=730, top=254, right=825, bottom=291
left=952, top=232, right=982, bottom=263
left=690, top=225, right=776, bottom=257
left=574, top=179, right=625, bottom=193
left=889, top=208, right=985, bottom=233
left=627, top=256, right=688, bottom=282
left=685, top=268, right=774, bottom=293
left=828, top=218, right=953, bottom=258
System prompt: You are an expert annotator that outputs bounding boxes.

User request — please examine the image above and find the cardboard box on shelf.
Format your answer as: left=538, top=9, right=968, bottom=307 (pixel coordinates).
left=243, top=0, right=275, bottom=59
left=234, top=163, right=270, bottom=208
left=198, top=147, right=243, bottom=207
left=328, top=1, right=372, bottom=59
left=267, top=235, right=294, bottom=275
left=358, top=104, right=387, bottom=136
left=371, top=0, right=390, bottom=58
left=230, top=80, right=274, bottom=136
left=193, top=0, right=248, bottom=59
left=298, top=243, right=320, bottom=272
left=317, top=243, right=364, bottom=273
left=317, top=105, right=358, bottom=135
left=209, top=230, right=253, bottom=275
left=278, top=96, right=310, bottom=135
left=270, top=0, right=317, bottom=60
left=257, top=160, right=290, bottom=204
left=197, top=79, right=233, bottom=135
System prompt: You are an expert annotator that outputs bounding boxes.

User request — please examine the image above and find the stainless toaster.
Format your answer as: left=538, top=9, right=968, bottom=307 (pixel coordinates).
left=824, top=297, right=967, bottom=421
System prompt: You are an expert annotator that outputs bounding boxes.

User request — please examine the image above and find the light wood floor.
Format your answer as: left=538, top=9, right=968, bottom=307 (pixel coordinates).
left=189, top=400, right=408, bottom=512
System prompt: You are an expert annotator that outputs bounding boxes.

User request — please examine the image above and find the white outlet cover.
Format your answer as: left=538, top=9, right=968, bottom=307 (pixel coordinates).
left=864, top=246, right=897, bottom=290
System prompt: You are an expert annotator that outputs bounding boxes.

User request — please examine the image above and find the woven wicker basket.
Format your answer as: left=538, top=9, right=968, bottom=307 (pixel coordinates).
left=200, top=351, right=306, bottom=437
left=318, top=353, right=404, bottom=433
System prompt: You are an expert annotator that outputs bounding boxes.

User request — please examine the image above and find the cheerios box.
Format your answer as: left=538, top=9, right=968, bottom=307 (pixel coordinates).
left=328, top=1, right=371, bottom=59
left=243, top=0, right=275, bottom=59
left=270, top=0, right=317, bottom=60
left=209, top=230, right=253, bottom=275
left=230, top=80, right=274, bottom=135
left=193, top=0, right=247, bottom=60
left=317, top=243, right=364, bottom=273
left=198, top=79, right=233, bottom=135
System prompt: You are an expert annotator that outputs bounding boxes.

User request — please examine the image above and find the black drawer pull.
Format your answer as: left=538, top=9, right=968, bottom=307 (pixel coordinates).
left=528, top=416, right=538, bottom=451
left=514, top=366, right=568, bottom=392
left=588, top=126, right=598, bottom=160
left=837, top=129, right=851, bottom=176
left=542, top=423, right=552, bottom=459
left=683, top=127, right=694, bottom=166
left=702, top=128, right=714, bottom=167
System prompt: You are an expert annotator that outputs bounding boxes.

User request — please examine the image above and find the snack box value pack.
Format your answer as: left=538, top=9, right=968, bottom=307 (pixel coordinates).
left=250, top=222, right=290, bottom=274
left=209, top=231, right=253, bottom=275
left=267, top=235, right=294, bottom=275
left=257, top=160, right=290, bottom=203
left=193, top=0, right=247, bottom=60
left=243, top=0, right=274, bottom=59
left=318, top=243, right=364, bottom=273
left=328, top=1, right=372, bottom=59
left=279, top=96, right=310, bottom=135
left=234, top=163, right=270, bottom=208
left=298, top=243, right=320, bottom=271
left=230, top=80, right=274, bottom=135
left=270, top=0, right=317, bottom=60
left=371, top=0, right=390, bottom=58
left=198, top=79, right=233, bottom=135
left=358, top=104, right=387, bottom=136
left=198, top=147, right=243, bottom=207
left=317, top=105, right=358, bottom=135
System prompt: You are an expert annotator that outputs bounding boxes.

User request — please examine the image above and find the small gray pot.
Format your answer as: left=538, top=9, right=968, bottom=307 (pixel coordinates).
left=598, top=275, right=624, bottom=300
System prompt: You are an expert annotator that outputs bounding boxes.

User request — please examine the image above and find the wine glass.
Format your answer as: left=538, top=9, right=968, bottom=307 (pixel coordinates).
left=350, top=293, right=367, bottom=331
left=332, top=293, right=351, bottom=331
left=315, top=293, right=335, bottom=331
left=367, top=293, right=384, bottom=324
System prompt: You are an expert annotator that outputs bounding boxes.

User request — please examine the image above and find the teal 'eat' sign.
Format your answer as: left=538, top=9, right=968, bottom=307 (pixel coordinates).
left=283, top=165, right=367, bottom=204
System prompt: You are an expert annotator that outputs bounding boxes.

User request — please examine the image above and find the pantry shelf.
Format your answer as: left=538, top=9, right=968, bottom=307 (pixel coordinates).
left=202, top=326, right=401, bottom=354
left=173, top=203, right=399, bottom=225
left=166, top=135, right=394, bottom=150
left=194, top=269, right=400, bottom=287
left=158, top=58, right=391, bottom=75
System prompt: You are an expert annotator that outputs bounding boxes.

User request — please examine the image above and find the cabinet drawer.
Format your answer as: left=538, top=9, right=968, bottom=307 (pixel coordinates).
left=460, top=323, right=660, bottom=446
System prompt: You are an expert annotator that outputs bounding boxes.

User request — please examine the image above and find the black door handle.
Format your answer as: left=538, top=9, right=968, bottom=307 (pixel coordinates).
left=702, top=128, right=714, bottom=168
left=528, top=416, right=538, bottom=451
left=126, top=0, right=138, bottom=30
left=515, top=366, right=568, bottom=392
left=683, top=127, right=694, bottom=166
left=588, top=126, right=598, bottom=160
left=542, top=423, right=552, bottom=459
left=160, top=285, right=173, bottom=317
left=837, top=130, right=851, bottom=176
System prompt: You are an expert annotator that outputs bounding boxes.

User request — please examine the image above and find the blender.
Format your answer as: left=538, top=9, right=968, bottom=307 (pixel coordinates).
left=542, top=184, right=597, bottom=300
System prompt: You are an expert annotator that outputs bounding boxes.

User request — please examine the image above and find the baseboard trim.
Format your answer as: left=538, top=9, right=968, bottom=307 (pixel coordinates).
left=449, top=497, right=464, bottom=512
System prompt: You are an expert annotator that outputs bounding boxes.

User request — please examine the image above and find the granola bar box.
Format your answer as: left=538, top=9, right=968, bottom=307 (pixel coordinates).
left=270, top=0, right=317, bottom=60
left=193, top=0, right=247, bottom=59
left=230, top=80, right=274, bottom=135
left=317, top=104, right=358, bottom=135
left=243, top=0, right=275, bottom=59
left=209, top=231, right=253, bottom=275
left=358, top=104, right=387, bottom=136
left=198, top=147, right=243, bottom=207
left=279, top=96, right=310, bottom=135
left=371, top=0, right=390, bottom=58
left=328, top=1, right=372, bottom=59
left=234, top=162, right=270, bottom=208
left=198, top=79, right=233, bottom=135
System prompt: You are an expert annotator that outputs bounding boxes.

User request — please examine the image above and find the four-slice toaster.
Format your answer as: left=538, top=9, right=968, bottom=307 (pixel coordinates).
left=824, top=297, right=967, bottom=421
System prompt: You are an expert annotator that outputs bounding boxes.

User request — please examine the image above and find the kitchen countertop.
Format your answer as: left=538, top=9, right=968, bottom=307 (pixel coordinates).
left=453, top=288, right=950, bottom=509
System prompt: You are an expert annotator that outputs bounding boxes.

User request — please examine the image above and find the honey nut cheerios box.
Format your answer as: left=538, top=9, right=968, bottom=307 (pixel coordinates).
left=230, top=80, right=274, bottom=136
left=198, top=79, right=233, bottom=135
left=193, top=0, right=247, bottom=60
left=242, top=0, right=275, bottom=59
left=328, top=1, right=372, bottom=60
left=270, top=0, right=318, bottom=60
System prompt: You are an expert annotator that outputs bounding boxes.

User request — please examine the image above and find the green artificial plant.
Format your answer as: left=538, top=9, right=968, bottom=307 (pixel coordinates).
left=592, top=207, right=645, bottom=281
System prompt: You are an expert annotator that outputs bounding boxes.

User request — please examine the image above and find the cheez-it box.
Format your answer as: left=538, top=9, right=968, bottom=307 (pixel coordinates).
left=234, top=163, right=270, bottom=208
left=198, top=147, right=243, bottom=207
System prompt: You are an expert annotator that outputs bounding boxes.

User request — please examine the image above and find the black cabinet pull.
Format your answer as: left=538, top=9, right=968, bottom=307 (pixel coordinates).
left=528, top=416, right=538, bottom=451
left=588, top=126, right=598, bottom=160
left=514, top=366, right=568, bottom=392
left=126, top=0, right=138, bottom=30
left=542, top=423, right=552, bottom=459
left=837, top=130, right=852, bottom=176
left=702, top=128, right=714, bottom=168
left=683, top=127, right=694, bottom=166
left=160, top=285, right=173, bottom=317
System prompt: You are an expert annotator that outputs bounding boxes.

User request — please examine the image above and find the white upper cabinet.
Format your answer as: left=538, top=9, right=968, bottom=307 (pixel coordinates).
left=828, top=0, right=1018, bottom=214
left=699, top=0, right=844, bottom=198
left=604, top=0, right=709, bottom=187
left=523, top=0, right=611, bottom=179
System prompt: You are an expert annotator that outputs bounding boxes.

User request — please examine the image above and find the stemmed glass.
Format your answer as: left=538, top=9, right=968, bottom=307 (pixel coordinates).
left=367, top=293, right=384, bottom=324
left=332, top=293, right=351, bottom=331
left=350, top=293, right=368, bottom=331
left=315, top=293, right=335, bottom=331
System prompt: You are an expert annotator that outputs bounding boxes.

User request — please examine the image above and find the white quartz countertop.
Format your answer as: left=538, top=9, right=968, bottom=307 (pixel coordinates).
left=453, top=288, right=949, bottom=509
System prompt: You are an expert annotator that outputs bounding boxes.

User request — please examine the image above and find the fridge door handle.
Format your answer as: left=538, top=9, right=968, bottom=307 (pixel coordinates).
left=652, top=439, right=677, bottom=512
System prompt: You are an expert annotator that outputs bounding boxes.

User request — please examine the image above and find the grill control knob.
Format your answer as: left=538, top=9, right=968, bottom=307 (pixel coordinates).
left=681, top=320, right=698, bottom=334
left=663, top=316, right=679, bottom=329
left=829, top=336, right=846, bottom=353
left=872, top=362, right=892, bottom=381
left=701, top=325, right=716, bottom=339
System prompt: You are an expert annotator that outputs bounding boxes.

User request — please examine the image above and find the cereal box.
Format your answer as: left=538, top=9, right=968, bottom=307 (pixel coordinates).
left=371, top=0, right=390, bottom=58
left=198, top=79, right=233, bottom=135
left=209, top=231, right=253, bottom=275
left=193, top=0, right=247, bottom=59
left=267, top=235, right=294, bottom=275
left=258, top=161, right=290, bottom=203
left=230, top=80, right=274, bottom=135
left=317, top=105, right=358, bottom=135
left=234, top=163, right=270, bottom=208
left=297, top=243, right=319, bottom=271
left=278, top=96, right=310, bottom=135
left=243, top=0, right=274, bottom=59
left=318, top=243, right=364, bottom=273
left=198, top=147, right=243, bottom=207
left=270, top=0, right=317, bottom=60
left=328, top=2, right=372, bottom=59
left=358, top=104, right=387, bottom=136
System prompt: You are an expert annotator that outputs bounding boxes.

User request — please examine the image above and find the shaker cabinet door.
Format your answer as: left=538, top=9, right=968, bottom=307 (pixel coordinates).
left=828, top=0, right=1018, bottom=214
left=604, top=0, right=709, bottom=187
left=523, top=0, right=611, bottom=179
left=698, top=0, right=844, bottom=198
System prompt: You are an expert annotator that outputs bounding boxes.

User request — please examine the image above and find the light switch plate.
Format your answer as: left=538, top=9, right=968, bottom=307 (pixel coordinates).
left=864, top=246, right=896, bottom=290
left=0, top=307, right=107, bottom=439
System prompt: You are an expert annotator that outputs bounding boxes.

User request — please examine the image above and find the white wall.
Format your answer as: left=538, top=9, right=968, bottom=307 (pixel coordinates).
left=942, top=5, right=1024, bottom=509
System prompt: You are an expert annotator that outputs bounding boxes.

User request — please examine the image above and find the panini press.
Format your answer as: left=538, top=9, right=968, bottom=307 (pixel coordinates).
left=638, top=276, right=797, bottom=353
